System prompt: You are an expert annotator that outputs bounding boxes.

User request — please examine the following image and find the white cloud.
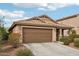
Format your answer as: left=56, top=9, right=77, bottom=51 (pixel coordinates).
left=10, top=11, right=25, bottom=18
left=0, top=10, right=25, bottom=18
left=0, top=9, right=30, bottom=27
left=13, top=3, right=43, bottom=8
left=4, top=16, right=30, bottom=27
left=12, top=16, right=31, bottom=21
left=38, top=8, right=46, bottom=11
left=12, top=3, right=49, bottom=8
left=13, top=3, right=72, bottom=11
left=1, top=0, right=79, bottom=4
left=45, top=3, right=69, bottom=11
left=37, top=3, right=70, bottom=11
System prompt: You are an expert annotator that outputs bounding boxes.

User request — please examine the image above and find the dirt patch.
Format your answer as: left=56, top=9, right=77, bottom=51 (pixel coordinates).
left=0, top=44, right=26, bottom=56
left=68, top=43, right=79, bottom=50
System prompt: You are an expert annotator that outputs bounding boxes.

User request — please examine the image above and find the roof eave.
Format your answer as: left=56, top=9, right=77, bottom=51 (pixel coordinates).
left=56, top=14, right=79, bottom=22
left=8, top=22, right=72, bottom=32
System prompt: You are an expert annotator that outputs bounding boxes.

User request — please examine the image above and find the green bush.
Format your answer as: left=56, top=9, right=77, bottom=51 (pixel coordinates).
left=68, top=30, right=79, bottom=42
left=9, top=33, right=20, bottom=48
left=2, top=32, right=9, bottom=40
left=69, top=34, right=79, bottom=42
left=0, top=27, right=9, bottom=43
left=60, top=36, right=71, bottom=45
left=60, top=36, right=64, bottom=42
left=59, top=30, right=79, bottom=45
left=69, top=34, right=75, bottom=42
left=74, top=34, right=79, bottom=38
left=74, top=38, right=79, bottom=47
left=16, top=48, right=33, bottom=56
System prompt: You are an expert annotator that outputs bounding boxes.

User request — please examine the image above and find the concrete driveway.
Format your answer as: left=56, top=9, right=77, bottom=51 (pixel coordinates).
left=23, top=42, right=79, bottom=56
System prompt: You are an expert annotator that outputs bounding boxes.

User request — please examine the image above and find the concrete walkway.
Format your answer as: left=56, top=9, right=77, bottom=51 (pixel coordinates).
left=23, top=43, right=79, bottom=56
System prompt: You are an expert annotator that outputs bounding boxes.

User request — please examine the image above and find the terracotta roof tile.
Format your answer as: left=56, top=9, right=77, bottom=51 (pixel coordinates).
left=9, top=15, right=72, bottom=31
left=57, top=13, right=79, bottom=22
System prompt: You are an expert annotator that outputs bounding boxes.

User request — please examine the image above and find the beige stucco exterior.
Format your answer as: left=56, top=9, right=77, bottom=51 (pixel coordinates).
left=20, top=26, right=56, bottom=43
left=12, top=25, right=55, bottom=43
left=12, top=25, right=23, bottom=43
left=12, top=25, right=21, bottom=33
left=57, top=15, right=79, bottom=34
left=9, top=15, right=71, bottom=43
left=12, top=25, right=69, bottom=43
left=52, top=28, right=56, bottom=41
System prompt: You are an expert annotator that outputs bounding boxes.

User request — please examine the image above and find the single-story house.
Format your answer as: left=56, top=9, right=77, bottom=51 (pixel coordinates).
left=9, top=15, right=72, bottom=43
left=57, top=14, right=79, bottom=34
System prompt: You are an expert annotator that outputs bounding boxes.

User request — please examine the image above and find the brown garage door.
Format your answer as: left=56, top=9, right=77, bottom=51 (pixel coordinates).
left=23, top=27, right=52, bottom=43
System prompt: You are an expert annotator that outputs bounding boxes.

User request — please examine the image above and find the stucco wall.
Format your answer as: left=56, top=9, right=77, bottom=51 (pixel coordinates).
left=12, top=25, right=21, bottom=33
left=12, top=25, right=22, bottom=43
left=58, top=15, right=79, bottom=34
left=64, top=30, right=69, bottom=36
left=12, top=25, right=57, bottom=43
left=52, top=28, right=56, bottom=41
left=21, top=26, right=56, bottom=42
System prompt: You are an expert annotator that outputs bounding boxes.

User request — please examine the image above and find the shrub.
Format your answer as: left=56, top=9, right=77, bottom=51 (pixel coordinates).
left=9, top=33, right=20, bottom=48
left=74, top=38, right=79, bottom=47
left=2, top=32, right=9, bottom=40
left=16, top=48, right=33, bottom=56
left=74, top=34, right=79, bottom=38
left=0, top=27, right=9, bottom=43
left=69, top=35, right=79, bottom=42
left=60, top=36, right=71, bottom=45
left=0, top=41, right=3, bottom=51
left=60, top=36, right=64, bottom=42
left=69, top=34, right=76, bottom=42
left=68, top=30, right=79, bottom=42
left=71, top=30, right=76, bottom=34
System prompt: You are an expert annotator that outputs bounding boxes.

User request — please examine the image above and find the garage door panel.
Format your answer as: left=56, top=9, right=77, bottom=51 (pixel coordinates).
left=23, top=28, right=52, bottom=43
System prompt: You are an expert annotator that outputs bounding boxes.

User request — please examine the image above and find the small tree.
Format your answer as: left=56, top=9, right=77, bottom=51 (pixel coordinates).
left=9, top=33, right=20, bottom=48
left=0, top=27, right=8, bottom=43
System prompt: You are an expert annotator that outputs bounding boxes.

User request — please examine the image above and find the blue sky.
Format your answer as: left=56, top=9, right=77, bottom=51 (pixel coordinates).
left=0, top=3, right=79, bottom=27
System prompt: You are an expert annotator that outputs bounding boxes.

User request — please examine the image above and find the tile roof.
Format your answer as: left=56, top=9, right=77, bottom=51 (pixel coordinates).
left=9, top=15, right=72, bottom=31
left=57, top=14, right=79, bottom=22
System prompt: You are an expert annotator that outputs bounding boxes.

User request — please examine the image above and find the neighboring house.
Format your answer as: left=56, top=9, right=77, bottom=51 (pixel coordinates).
left=57, top=14, right=79, bottom=34
left=9, top=15, right=72, bottom=43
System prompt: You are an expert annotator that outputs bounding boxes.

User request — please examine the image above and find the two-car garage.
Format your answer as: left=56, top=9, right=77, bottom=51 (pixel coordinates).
left=9, top=15, right=72, bottom=43
left=22, top=27, right=52, bottom=43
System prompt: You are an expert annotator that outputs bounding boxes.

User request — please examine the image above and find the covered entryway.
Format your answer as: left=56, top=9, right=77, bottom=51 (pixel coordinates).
left=22, top=27, right=52, bottom=43
left=56, top=28, right=71, bottom=41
